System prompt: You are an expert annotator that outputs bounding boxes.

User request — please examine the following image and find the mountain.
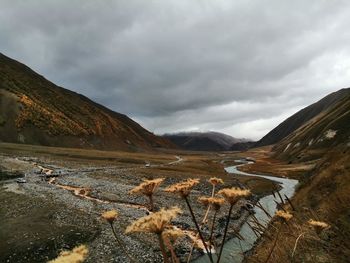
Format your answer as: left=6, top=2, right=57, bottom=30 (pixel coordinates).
left=230, top=141, right=256, bottom=151
left=0, top=53, right=174, bottom=151
left=247, top=90, right=350, bottom=262
left=255, top=88, right=350, bottom=147
left=162, top=131, right=250, bottom=151
left=273, top=88, right=350, bottom=161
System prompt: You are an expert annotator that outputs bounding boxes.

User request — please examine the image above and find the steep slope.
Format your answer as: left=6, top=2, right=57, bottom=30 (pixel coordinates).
left=255, top=88, right=350, bottom=147
left=163, top=131, right=250, bottom=151
left=247, top=88, right=350, bottom=262
left=0, top=53, right=174, bottom=151
left=273, top=90, right=350, bottom=161
left=247, top=93, right=350, bottom=263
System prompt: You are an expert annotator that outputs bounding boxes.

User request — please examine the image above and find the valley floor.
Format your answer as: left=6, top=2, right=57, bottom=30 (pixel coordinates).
left=0, top=143, right=277, bottom=263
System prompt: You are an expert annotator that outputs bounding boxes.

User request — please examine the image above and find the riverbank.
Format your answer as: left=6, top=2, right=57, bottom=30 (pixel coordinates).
left=194, top=159, right=298, bottom=263
left=243, top=147, right=350, bottom=263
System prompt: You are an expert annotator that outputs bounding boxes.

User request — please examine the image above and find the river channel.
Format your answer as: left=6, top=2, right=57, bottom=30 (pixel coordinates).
left=194, top=160, right=299, bottom=263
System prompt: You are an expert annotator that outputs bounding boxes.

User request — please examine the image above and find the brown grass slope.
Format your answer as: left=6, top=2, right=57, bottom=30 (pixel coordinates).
left=255, top=88, right=350, bottom=147
left=0, top=53, right=174, bottom=151
left=246, top=90, right=350, bottom=262
left=246, top=151, right=350, bottom=263
left=273, top=90, right=350, bottom=162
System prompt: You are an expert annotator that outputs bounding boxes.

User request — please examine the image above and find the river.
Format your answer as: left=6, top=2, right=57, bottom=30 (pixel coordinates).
left=193, top=160, right=299, bottom=263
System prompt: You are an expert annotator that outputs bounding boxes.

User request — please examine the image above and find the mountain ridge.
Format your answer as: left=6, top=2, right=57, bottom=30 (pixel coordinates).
left=255, top=88, right=350, bottom=147
left=162, top=131, right=252, bottom=151
left=0, top=53, right=174, bottom=151
left=273, top=89, right=350, bottom=161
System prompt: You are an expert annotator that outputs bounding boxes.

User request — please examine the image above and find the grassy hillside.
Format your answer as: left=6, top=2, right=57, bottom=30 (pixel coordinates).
left=273, top=91, right=350, bottom=162
left=0, top=53, right=174, bottom=151
left=255, top=88, right=350, bottom=147
left=245, top=90, right=350, bottom=262
left=246, top=149, right=350, bottom=263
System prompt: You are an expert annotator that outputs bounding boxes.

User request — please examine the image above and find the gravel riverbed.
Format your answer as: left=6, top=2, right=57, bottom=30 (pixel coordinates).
left=1, top=154, right=255, bottom=263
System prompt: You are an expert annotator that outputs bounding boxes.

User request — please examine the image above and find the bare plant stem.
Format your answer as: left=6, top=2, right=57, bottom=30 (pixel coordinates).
left=277, top=191, right=285, bottom=205
left=163, top=237, right=180, bottom=263
left=284, top=194, right=295, bottom=211
left=157, top=233, right=170, bottom=263
left=184, top=196, right=214, bottom=263
left=291, top=232, right=304, bottom=259
left=246, top=221, right=260, bottom=238
left=256, top=201, right=272, bottom=218
left=263, top=224, right=282, bottom=263
left=202, top=185, right=216, bottom=224
left=109, top=223, right=138, bottom=263
left=186, top=185, right=216, bottom=263
left=209, top=209, right=218, bottom=247
left=148, top=194, right=154, bottom=211
left=216, top=203, right=233, bottom=263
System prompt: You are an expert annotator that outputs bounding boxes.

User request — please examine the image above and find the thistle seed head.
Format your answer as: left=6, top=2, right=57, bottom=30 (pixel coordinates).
left=218, top=187, right=251, bottom=205
left=198, top=196, right=225, bottom=210
left=125, top=207, right=182, bottom=234
left=308, top=219, right=330, bottom=233
left=164, top=178, right=200, bottom=198
left=129, top=178, right=164, bottom=196
left=275, top=210, right=293, bottom=221
left=208, top=177, right=224, bottom=186
left=101, top=210, right=118, bottom=224
left=48, top=245, right=88, bottom=263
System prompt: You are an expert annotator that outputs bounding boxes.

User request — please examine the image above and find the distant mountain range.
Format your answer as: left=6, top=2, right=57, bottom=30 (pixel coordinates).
left=164, top=88, right=350, bottom=153
left=163, top=131, right=253, bottom=151
left=255, top=88, right=350, bottom=148
left=0, top=53, right=174, bottom=151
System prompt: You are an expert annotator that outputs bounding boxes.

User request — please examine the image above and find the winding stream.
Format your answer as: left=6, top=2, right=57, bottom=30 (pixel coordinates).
left=194, top=160, right=299, bottom=263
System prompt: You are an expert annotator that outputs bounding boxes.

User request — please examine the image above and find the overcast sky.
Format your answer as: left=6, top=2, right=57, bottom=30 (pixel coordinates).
left=1, top=0, right=350, bottom=140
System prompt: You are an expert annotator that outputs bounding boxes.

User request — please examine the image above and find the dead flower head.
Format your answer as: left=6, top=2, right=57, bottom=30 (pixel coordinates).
left=164, top=178, right=200, bottom=198
left=129, top=178, right=164, bottom=196
left=162, top=227, right=185, bottom=241
left=275, top=210, right=293, bottom=221
left=198, top=196, right=225, bottom=210
left=101, top=210, right=118, bottom=224
left=126, top=207, right=182, bottom=234
left=308, top=219, right=330, bottom=233
left=218, top=187, right=251, bottom=205
left=188, top=233, right=210, bottom=251
left=48, top=245, right=88, bottom=263
left=208, top=177, right=224, bottom=186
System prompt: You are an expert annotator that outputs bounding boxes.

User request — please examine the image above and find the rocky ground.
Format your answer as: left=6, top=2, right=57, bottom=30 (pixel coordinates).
left=0, top=150, right=258, bottom=263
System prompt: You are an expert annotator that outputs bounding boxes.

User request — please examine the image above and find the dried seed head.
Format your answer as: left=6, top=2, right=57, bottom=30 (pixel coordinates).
left=218, top=187, right=251, bottom=205
left=162, top=227, right=185, bottom=241
left=275, top=210, right=293, bottom=221
left=198, top=196, right=211, bottom=206
left=208, top=177, right=224, bottom=186
left=129, top=178, right=164, bottom=196
left=125, top=207, right=182, bottom=234
left=188, top=233, right=210, bottom=251
left=308, top=219, right=330, bottom=233
left=164, top=178, right=200, bottom=198
left=101, top=210, right=118, bottom=224
left=198, top=196, right=225, bottom=210
left=48, top=245, right=88, bottom=263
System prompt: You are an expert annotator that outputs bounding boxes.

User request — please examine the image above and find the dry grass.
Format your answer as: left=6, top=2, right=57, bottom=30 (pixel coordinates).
left=245, top=150, right=350, bottom=263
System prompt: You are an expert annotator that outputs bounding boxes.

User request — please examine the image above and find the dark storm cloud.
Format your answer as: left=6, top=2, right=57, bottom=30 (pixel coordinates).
left=1, top=0, right=350, bottom=139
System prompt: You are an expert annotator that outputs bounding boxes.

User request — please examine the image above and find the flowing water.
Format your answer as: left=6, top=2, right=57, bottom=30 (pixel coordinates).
left=194, top=160, right=299, bottom=263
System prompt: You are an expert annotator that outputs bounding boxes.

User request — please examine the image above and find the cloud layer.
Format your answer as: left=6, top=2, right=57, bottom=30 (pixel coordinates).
left=1, top=0, right=350, bottom=140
